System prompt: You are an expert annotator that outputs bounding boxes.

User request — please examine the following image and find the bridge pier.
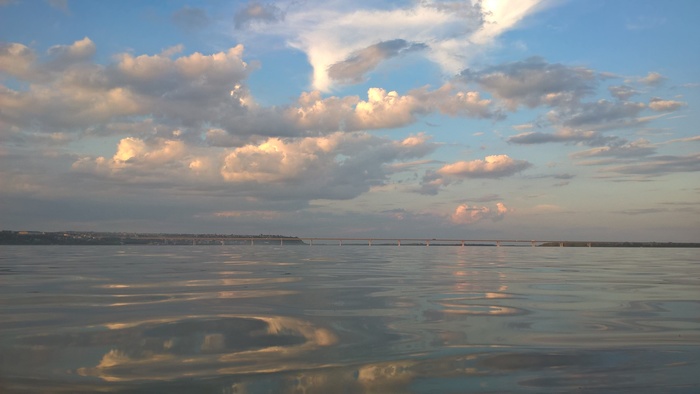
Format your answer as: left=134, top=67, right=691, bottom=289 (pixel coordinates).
left=496, top=241, right=501, bottom=247
left=560, top=242, right=564, bottom=247
left=531, top=241, right=536, bottom=247
left=461, top=241, right=465, bottom=247
left=339, top=239, right=342, bottom=246
left=588, top=242, right=592, bottom=247
left=398, top=240, right=401, bottom=246
left=368, top=239, right=372, bottom=246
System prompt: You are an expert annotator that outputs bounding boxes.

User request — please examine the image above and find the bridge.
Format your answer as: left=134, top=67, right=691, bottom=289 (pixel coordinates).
left=121, top=236, right=589, bottom=247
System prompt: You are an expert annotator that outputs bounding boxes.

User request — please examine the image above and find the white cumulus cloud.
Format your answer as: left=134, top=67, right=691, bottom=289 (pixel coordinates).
left=237, top=0, right=552, bottom=91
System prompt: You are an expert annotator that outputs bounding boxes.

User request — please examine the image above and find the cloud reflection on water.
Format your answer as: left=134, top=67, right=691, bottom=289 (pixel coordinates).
left=74, top=315, right=337, bottom=382
left=2, top=246, right=700, bottom=392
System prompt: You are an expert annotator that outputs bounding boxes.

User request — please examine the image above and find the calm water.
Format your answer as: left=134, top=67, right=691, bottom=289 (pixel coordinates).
left=0, top=245, right=698, bottom=393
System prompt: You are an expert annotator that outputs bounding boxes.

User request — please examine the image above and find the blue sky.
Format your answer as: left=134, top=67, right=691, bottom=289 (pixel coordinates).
left=1, top=0, right=698, bottom=241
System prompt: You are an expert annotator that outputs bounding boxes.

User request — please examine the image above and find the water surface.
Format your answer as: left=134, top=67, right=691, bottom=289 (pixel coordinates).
left=1, top=246, right=698, bottom=393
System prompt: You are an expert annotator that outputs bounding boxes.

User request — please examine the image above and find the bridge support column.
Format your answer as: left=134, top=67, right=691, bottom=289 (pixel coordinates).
left=398, top=240, right=401, bottom=246
left=588, top=242, right=592, bottom=247
left=251, top=239, right=254, bottom=246
left=280, top=239, right=283, bottom=246
left=461, top=241, right=465, bottom=247
left=496, top=241, right=500, bottom=247
left=369, top=239, right=372, bottom=246
left=339, top=240, right=342, bottom=246
left=193, top=239, right=196, bottom=246
left=560, top=242, right=564, bottom=247
left=426, top=240, right=430, bottom=247
left=531, top=241, right=536, bottom=247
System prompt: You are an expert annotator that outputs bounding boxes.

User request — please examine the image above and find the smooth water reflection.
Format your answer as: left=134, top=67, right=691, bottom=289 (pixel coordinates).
left=0, top=246, right=698, bottom=393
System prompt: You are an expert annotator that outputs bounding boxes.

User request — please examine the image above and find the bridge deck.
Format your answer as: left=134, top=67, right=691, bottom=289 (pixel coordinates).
left=120, top=236, right=582, bottom=247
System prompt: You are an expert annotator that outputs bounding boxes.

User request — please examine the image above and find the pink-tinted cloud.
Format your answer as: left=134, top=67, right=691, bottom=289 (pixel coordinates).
left=648, top=97, right=686, bottom=112
left=437, top=155, right=531, bottom=178
left=451, top=202, right=510, bottom=224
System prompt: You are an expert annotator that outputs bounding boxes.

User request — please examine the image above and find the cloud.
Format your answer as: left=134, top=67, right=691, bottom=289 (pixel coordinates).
left=286, top=84, right=501, bottom=134
left=508, top=129, right=612, bottom=145
left=46, top=37, right=96, bottom=69
left=418, top=154, right=531, bottom=195
left=608, top=85, right=638, bottom=100
left=0, top=42, right=37, bottom=80
left=462, top=59, right=669, bottom=134
left=376, top=201, right=513, bottom=228
left=74, top=131, right=438, bottom=202
left=71, top=137, right=215, bottom=184
left=639, top=71, right=666, bottom=86
left=172, top=7, right=210, bottom=31
left=600, top=153, right=700, bottom=176
left=415, top=170, right=449, bottom=195
left=451, top=202, right=510, bottom=224
left=549, top=99, right=647, bottom=130
left=437, top=155, right=532, bottom=178
left=461, top=57, right=597, bottom=109
left=327, top=39, right=426, bottom=85
left=661, top=135, right=700, bottom=145
left=571, top=139, right=656, bottom=159
left=1, top=40, right=252, bottom=133
left=211, top=210, right=285, bottom=220
left=614, top=208, right=665, bottom=215
left=648, top=97, right=686, bottom=112
left=2, top=37, right=511, bottom=146
left=234, top=2, right=285, bottom=29
left=240, top=0, right=551, bottom=91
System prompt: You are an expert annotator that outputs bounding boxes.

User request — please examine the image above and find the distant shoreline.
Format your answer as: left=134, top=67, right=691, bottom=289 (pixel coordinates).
left=1, top=230, right=698, bottom=247
left=0, top=231, right=306, bottom=246
left=538, top=241, right=700, bottom=248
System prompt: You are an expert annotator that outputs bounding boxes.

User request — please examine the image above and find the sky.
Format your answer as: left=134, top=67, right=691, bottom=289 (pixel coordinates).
left=1, top=0, right=699, bottom=242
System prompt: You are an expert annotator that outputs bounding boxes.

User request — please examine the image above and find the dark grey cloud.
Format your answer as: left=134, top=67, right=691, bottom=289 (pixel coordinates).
left=550, top=99, right=647, bottom=130
left=553, top=173, right=575, bottom=179
left=571, top=139, right=657, bottom=160
left=602, top=153, right=700, bottom=176
left=45, top=37, right=96, bottom=70
left=327, top=39, right=427, bottom=84
left=460, top=57, right=597, bottom=109
left=0, top=41, right=253, bottom=134
left=614, top=208, right=666, bottom=215
left=468, top=193, right=503, bottom=203
left=508, top=130, right=615, bottom=146
left=415, top=170, right=446, bottom=195
left=234, top=2, right=284, bottom=29
left=172, top=7, right=210, bottom=31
